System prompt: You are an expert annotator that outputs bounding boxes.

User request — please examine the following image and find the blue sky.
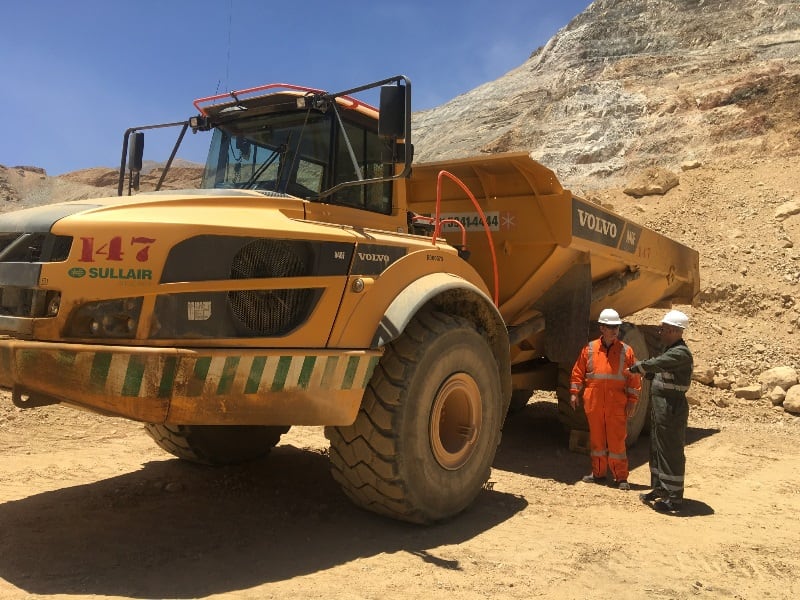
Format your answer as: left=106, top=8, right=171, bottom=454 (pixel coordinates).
left=0, top=0, right=591, bottom=175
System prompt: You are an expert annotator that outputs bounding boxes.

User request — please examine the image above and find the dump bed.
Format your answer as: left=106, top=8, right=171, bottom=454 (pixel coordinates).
left=405, top=152, right=699, bottom=330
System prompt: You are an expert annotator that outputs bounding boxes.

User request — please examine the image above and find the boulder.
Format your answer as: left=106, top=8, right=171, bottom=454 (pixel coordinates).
left=733, top=385, right=762, bottom=400
left=714, top=376, right=733, bottom=390
left=623, top=168, right=679, bottom=198
left=686, top=393, right=702, bottom=406
left=757, top=366, right=798, bottom=393
left=774, top=199, right=800, bottom=221
left=783, top=385, right=800, bottom=415
left=767, top=386, right=787, bottom=406
left=692, top=365, right=716, bottom=386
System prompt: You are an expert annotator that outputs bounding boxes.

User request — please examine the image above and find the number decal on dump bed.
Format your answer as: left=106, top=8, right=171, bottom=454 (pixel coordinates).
left=437, top=212, right=501, bottom=232
left=572, top=198, right=641, bottom=253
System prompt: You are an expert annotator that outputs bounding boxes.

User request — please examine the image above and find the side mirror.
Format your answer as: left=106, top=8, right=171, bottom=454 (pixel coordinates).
left=378, top=85, right=406, bottom=140
left=128, top=132, right=144, bottom=172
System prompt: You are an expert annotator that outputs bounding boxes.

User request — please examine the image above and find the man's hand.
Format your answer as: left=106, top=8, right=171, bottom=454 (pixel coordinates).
left=626, top=401, right=637, bottom=417
left=626, top=363, right=641, bottom=376
left=570, top=394, right=579, bottom=410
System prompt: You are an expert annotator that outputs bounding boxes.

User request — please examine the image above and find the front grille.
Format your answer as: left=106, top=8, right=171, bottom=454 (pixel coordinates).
left=228, top=239, right=315, bottom=335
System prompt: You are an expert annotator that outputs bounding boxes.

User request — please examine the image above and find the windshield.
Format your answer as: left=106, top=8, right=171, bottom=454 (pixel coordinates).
left=201, top=112, right=328, bottom=197
left=200, top=108, right=392, bottom=214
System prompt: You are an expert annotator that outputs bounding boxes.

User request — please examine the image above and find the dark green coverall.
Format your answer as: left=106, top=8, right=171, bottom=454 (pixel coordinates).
left=630, top=339, right=693, bottom=504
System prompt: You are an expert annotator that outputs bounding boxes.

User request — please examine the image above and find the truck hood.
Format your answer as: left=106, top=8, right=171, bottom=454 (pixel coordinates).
left=0, top=189, right=311, bottom=235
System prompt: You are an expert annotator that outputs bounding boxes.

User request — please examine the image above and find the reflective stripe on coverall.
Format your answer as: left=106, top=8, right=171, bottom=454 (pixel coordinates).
left=570, top=339, right=641, bottom=482
left=632, top=340, right=693, bottom=503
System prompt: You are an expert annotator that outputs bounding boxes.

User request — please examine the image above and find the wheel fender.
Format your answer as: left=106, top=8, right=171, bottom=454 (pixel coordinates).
left=370, top=272, right=511, bottom=412
left=371, top=272, right=499, bottom=348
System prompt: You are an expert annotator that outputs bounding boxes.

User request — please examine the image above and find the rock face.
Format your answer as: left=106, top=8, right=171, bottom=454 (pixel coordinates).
left=0, top=163, right=203, bottom=214
left=412, top=0, right=800, bottom=189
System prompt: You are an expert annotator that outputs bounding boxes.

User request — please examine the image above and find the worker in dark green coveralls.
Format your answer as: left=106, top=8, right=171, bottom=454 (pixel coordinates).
left=626, top=310, right=693, bottom=513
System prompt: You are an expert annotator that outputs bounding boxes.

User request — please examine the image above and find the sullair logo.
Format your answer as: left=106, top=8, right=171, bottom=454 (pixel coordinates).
left=88, top=267, right=153, bottom=280
left=68, top=267, right=87, bottom=278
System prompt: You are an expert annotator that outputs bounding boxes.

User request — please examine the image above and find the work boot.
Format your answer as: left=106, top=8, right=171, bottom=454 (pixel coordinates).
left=639, top=490, right=659, bottom=503
left=654, top=499, right=682, bottom=513
left=616, top=480, right=630, bottom=491
left=582, top=474, right=605, bottom=484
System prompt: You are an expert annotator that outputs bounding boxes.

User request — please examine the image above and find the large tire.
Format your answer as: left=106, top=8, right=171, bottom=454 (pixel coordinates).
left=325, top=310, right=504, bottom=524
left=618, top=322, right=652, bottom=445
left=144, top=424, right=289, bottom=465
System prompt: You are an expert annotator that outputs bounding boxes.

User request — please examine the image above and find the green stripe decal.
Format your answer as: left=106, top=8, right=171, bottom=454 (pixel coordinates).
left=217, top=356, right=241, bottom=394
left=342, top=356, right=360, bottom=390
left=0, top=346, right=9, bottom=367
left=363, top=355, right=380, bottom=387
left=57, top=350, right=77, bottom=367
left=188, top=357, right=212, bottom=396
left=122, top=355, right=146, bottom=397
left=158, top=355, right=178, bottom=398
left=298, top=356, right=316, bottom=389
left=321, top=356, right=339, bottom=388
left=271, top=356, right=292, bottom=392
left=90, top=352, right=112, bottom=392
left=245, top=357, right=267, bottom=394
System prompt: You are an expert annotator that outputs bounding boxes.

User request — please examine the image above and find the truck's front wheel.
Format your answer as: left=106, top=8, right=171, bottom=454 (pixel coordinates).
left=325, top=310, right=504, bottom=524
left=144, top=424, right=289, bottom=465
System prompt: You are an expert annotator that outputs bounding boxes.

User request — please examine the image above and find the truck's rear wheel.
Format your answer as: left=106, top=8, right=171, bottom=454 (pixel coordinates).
left=618, top=322, right=652, bottom=445
left=325, top=310, right=504, bottom=524
left=144, top=424, right=289, bottom=465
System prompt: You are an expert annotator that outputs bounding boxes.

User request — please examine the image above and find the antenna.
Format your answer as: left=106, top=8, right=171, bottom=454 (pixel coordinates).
left=225, top=0, right=233, bottom=91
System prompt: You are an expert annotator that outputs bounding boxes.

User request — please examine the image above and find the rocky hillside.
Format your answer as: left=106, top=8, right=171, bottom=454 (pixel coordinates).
left=1, top=0, right=799, bottom=416
left=413, top=0, right=800, bottom=189
left=0, top=164, right=203, bottom=214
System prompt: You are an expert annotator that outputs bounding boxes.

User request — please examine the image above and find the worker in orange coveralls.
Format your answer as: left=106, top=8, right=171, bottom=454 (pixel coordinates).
left=570, top=308, right=641, bottom=490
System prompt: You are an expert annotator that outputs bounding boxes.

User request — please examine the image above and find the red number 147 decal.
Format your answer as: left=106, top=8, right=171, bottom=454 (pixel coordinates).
left=79, top=236, right=156, bottom=262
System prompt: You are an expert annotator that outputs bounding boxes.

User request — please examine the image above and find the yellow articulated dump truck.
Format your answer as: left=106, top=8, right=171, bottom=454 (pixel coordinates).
left=0, top=76, right=698, bottom=523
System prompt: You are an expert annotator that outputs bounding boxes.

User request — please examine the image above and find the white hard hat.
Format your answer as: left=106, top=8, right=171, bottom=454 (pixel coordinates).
left=598, top=308, right=622, bottom=325
left=662, top=309, right=689, bottom=329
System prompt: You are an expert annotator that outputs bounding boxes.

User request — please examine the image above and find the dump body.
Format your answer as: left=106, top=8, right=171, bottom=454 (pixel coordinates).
left=405, top=152, right=699, bottom=373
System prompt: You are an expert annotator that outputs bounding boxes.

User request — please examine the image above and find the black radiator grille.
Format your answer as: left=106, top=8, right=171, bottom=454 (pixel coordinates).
left=228, top=239, right=315, bottom=335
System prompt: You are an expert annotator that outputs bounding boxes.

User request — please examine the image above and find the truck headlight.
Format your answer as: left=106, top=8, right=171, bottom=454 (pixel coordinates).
left=46, top=292, right=61, bottom=317
left=64, top=297, right=143, bottom=339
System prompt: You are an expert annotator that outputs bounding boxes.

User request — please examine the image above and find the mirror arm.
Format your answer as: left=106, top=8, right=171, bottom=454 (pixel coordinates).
left=155, top=122, right=189, bottom=191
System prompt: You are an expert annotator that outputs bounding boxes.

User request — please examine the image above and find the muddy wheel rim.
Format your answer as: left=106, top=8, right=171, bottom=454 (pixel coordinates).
left=429, top=373, right=483, bottom=470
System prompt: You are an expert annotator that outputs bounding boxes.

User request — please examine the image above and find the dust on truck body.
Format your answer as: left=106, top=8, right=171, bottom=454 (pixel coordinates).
left=0, top=76, right=699, bottom=523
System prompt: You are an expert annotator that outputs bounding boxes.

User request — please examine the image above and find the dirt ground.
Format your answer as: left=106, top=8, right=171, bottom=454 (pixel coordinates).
left=1, top=384, right=798, bottom=600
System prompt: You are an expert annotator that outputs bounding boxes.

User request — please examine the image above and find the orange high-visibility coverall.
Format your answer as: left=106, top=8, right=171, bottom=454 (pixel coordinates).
left=570, top=338, right=641, bottom=482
